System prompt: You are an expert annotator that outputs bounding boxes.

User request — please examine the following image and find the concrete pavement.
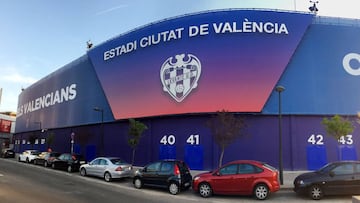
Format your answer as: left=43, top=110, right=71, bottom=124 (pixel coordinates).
left=281, top=171, right=307, bottom=190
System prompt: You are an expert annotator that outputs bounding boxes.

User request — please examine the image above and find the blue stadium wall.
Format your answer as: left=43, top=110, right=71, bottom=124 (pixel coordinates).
left=14, top=9, right=360, bottom=171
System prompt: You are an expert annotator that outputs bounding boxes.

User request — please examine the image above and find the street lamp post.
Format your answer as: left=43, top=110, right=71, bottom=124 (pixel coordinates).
left=275, top=85, right=285, bottom=185
left=93, top=107, right=104, bottom=156
left=71, top=132, right=75, bottom=154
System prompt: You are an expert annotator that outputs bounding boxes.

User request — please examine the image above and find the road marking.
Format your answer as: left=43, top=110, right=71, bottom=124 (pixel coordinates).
left=0, top=174, right=3, bottom=177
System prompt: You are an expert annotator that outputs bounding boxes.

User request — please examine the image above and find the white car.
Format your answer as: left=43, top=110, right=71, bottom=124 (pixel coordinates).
left=18, top=150, right=41, bottom=163
left=80, top=157, right=133, bottom=182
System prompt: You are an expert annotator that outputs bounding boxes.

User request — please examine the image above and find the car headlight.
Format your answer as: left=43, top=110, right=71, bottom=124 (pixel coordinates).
left=298, top=180, right=305, bottom=185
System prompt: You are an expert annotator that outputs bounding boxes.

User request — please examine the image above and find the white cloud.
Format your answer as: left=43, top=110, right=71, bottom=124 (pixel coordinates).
left=0, top=73, right=37, bottom=84
left=96, top=5, right=128, bottom=16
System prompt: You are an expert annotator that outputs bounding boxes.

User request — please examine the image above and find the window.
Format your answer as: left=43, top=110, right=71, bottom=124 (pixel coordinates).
left=332, top=163, right=354, bottom=175
left=100, top=159, right=108, bottom=165
left=239, top=164, right=256, bottom=174
left=160, top=162, right=173, bottom=172
left=356, top=164, right=360, bottom=173
left=92, top=159, right=101, bottom=165
left=219, top=164, right=238, bottom=175
left=111, top=159, right=125, bottom=165
left=146, top=162, right=161, bottom=172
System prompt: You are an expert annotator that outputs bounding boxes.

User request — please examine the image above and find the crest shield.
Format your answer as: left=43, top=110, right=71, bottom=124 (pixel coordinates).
left=160, top=54, right=201, bottom=102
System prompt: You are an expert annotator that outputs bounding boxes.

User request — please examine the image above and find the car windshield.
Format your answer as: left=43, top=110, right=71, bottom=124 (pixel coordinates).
left=318, top=163, right=337, bottom=173
left=110, top=158, right=127, bottom=165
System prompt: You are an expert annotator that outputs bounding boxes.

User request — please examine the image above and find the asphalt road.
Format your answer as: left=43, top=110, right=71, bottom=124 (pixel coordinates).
left=0, top=158, right=353, bottom=203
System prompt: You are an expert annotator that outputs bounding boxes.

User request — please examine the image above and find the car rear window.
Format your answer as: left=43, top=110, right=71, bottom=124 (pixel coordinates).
left=111, top=159, right=128, bottom=165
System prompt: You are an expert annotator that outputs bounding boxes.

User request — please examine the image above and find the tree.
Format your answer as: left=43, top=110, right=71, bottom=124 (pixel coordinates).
left=128, top=118, right=148, bottom=165
left=322, top=115, right=354, bottom=140
left=206, top=110, right=247, bottom=167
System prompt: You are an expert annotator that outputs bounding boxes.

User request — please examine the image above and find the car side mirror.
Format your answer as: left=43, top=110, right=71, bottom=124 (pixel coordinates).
left=213, top=171, right=220, bottom=176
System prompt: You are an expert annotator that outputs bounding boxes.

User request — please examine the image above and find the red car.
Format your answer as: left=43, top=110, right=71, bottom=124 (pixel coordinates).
left=192, top=160, right=280, bottom=200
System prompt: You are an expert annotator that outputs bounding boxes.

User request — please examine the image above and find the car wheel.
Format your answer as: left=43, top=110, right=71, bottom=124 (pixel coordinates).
left=26, top=158, right=29, bottom=163
left=18, top=157, right=21, bottom=162
left=52, top=163, right=56, bottom=169
left=104, top=172, right=112, bottom=182
left=80, top=168, right=87, bottom=176
left=67, top=165, right=73, bottom=173
left=168, top=182, right=179, bottom=195
left=34, top=159, right=37, bottom=165
left=134, top=178, right=142, bottom=189
left=309, top=185, right=323, bottom=200
left=254, top=184, right=269, bottom=200
left=199, top=182, right=212, bottom=198
left=44, top=161, right=48, bottom=167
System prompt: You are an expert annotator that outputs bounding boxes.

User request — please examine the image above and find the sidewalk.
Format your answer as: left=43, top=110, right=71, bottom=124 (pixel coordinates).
left=282, top=171, right=306, bottom=190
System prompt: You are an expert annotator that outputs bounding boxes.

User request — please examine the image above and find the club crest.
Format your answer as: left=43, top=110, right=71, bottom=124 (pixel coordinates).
left=160, top=54, right=201, bottom=102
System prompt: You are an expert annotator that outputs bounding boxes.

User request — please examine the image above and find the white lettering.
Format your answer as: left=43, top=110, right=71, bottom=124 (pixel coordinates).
left=140, top=28, right=184, bottom=48
left=102, top=20, right=289, bottom=62
left=213, top=20, right=289, bottom=35
left=343, top=53, right=360, bottom=76
left=17, top=84, right=78, bottom=117
left=103, top=41, right=137, bottom=61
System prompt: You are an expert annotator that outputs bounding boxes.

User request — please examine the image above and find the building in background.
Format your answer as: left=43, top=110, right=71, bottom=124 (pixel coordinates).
left=13, top=9, right=360, bottom=171
left=0, top=112, right=16, bottom=150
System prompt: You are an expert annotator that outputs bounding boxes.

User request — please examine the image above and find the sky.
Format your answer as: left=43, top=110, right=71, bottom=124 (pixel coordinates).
left=1, top=0, right=360, bottom=113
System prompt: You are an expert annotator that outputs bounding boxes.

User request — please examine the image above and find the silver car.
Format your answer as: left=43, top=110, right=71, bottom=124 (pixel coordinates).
left=80, top=157, right=133, bottom=182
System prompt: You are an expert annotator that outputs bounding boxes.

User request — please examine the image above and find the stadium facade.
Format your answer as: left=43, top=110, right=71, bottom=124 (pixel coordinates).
left=13, top=9, right=360, bottom=171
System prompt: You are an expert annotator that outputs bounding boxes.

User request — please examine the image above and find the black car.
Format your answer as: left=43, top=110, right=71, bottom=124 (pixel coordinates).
left=33, top=151, right=61, bottom=167
left=133, top=160, right=192, bottom=195
left=51, top=153, right=86, bottom=172
left=1, top=148, right=15, bottom=158
left=294, top=161, right=360, bottom=200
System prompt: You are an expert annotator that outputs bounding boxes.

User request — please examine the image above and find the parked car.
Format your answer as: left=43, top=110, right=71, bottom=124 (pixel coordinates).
left=18, top=150, right=41, bottom=163
left=33, top=151, right=61, bottom=167
left=133, top=159, right=192, bottom=195
left=80, top=157, right=133, bottom=182
left=1, top=148, right=15, bottom=158
left=51, top=153, right=86, bottom=172
left=192, top=160, right=280, bottom=200
left=294, top=161, right=360, bottom=200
